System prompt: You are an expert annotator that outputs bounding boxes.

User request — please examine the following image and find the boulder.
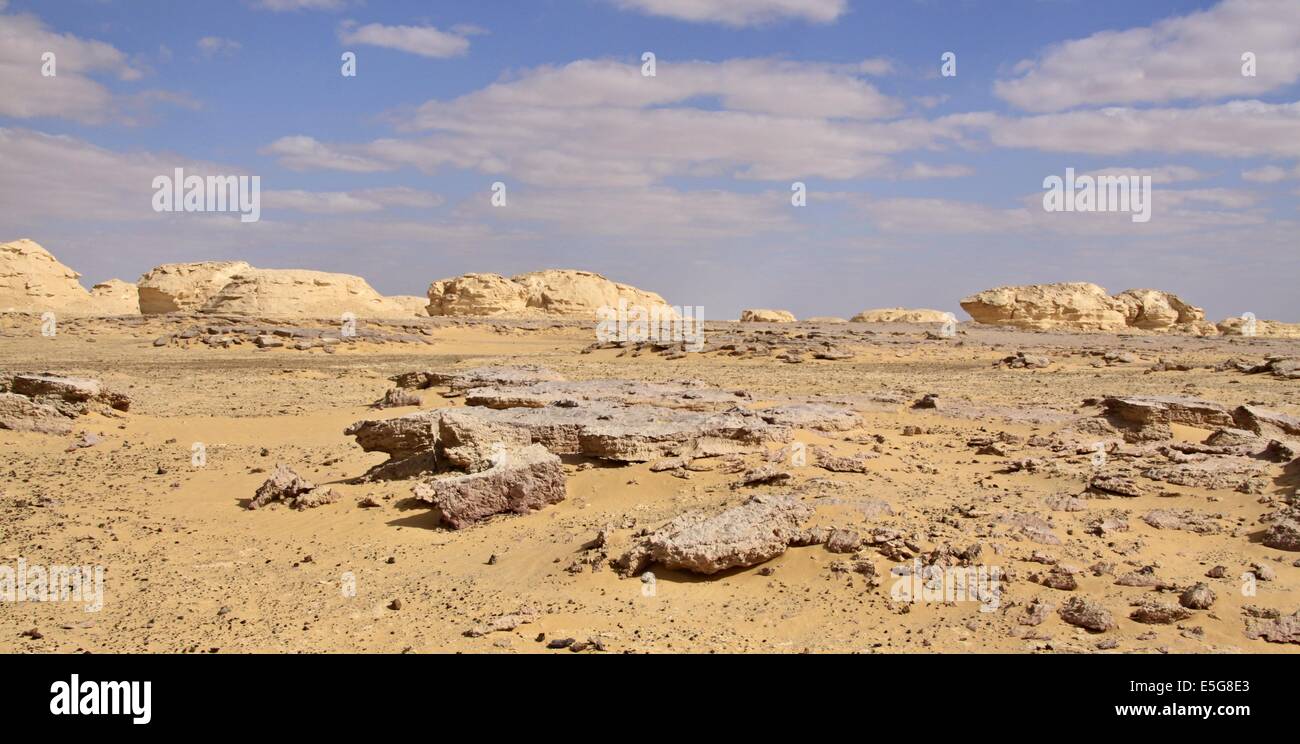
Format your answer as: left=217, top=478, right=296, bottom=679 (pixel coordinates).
left=89, top=279, right=140, bottom=314
left=615, top=494, right=813, bottom=576
left=851, top=307, right=949, bottom=323
left=0, top=239, right=94, bottom=314
left=960, top=282, right=1128, bottom=331
left=739, top=309, right=796, bottom=323
left=137, top=261, right=252, bottom=314
left=412, top=444, right=566, bottom=529
left=200, top=268, right=413, bottom=318
left=1103, top=395, right=1236, bottom=429
left=0, top=393, right=72, bottom=434
left=1113, top=289, right=1207, bottom=331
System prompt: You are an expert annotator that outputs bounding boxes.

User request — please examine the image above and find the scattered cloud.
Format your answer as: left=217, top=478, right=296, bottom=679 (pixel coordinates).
left=608, top=0, right=846, bottom=27
left=337, top=21, right=472, bottom=58
left=995, top=0, right=1300, bottom=112
left=197, top=36, right=241, bottom=57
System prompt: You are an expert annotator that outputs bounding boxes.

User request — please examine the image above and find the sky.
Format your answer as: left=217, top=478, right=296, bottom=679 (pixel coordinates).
left=1, top=0, right=1298, bottom=321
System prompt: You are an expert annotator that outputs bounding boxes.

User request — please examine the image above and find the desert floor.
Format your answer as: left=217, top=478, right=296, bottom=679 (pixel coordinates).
left=2, top=313, right=1298, bottom=653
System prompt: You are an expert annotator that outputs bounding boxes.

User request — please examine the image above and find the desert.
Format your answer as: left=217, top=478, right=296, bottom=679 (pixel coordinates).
left=3, top=0, right=1300, bottom=672
left=2, top=239, right=1298, bottom=654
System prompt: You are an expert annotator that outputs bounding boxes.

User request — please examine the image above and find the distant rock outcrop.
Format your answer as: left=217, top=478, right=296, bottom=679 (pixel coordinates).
left=852, top=307, right=949, bottom=323
left=200, top=269, right=414, bottom=318
left=387, top=295, right=431, bottom=317
left=137, top=261, right=252, bottom=314
left=425, top=269, right=674, bottom=318
left=961, top=282, right=1213, bottom=333
left=1216, top=316, right=1300, bottom=338
left=90, top=279, right=140, bottom=315
left=0, top=239, right=94, bottom=313
left=739, top=309, right=796, bottom=323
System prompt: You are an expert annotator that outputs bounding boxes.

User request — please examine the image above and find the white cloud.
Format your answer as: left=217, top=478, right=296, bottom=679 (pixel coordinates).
left=263, top=187, right=442, bottom=214
left=252, top=0, right=349, bottom=11
left=338, top=21, right=471, bottom=58
left=0, top=9, right=142, bottom=123
left=1083, top=165, right=1206, bottom=183
left=261, top=135, right=391, bottom=172
left=1242, top=164, right=1300, bottom=182
left=609, top=0, right=846, bottom=26
left=197, top=36, right=241, bottom=57
left=995, top=0, right=1300, bottom=112
left=959, top=101, right=1300, bottom=158
left=264, top=58, right=947, bottom=187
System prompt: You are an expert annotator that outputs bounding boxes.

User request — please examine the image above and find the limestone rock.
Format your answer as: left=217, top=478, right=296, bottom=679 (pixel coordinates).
left=249, top=464, right=317, bottom=510
left=616, top=494, right=813, bottom=576
left=426, top=273, right=528, bottom=316
left=0, top=393, right=72, bottom=434
left=1217, top=316, right=1300, bottom=338
left=960, top=282, right=1128, bottom=331
left=739, top=309, right=796, bottom=323
left=200, top=268, right=412, bottom=318
left=412, top=444, right=566, bottom=529
left=89, top=279, right=140, bottom=314
left=137, top=261, right=252, bottom=314
left=851, top=307, right=949, bottom=323
left=0, top=239, right=94, bottom=314
left=1058, top=596, right=1117, bottom=632
left=1113, top=288, right=1207, bottom=331
left=387, top=295, right=431, bottom=317
left=512, top=269, right=676, bottom=318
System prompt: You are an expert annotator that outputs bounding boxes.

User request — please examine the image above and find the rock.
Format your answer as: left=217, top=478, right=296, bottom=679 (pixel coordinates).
left=824, top=529, right=863, bottom=553
left=426, top=273, right=528, bottom=316
left=200, top=268, right=413, bottom=318
left=137, top=261, right=252, bottom=314
left=1142, top=508, right=1221, bottom=534
left=1262, top=519, right=1300, bottom=551
left=248, top=464, right=317, bottom=510
left=1217, top=316, right=1300, bottom=338
left=1103, top=395, right=1236, bottom=429
left=386, top=295, right=431, bottom=317
left=1129, top=598, right=1192, bottom=624
left=1088, top=474, right=1144, bottom=498
left=1034, top=565, right=1078, bottom=591
left=373, top=388, right=421, bottom=409
left=1058, top=596, right=1117, bottom=632
left=739, top=309, right=796, bottom=323
left=291, top=487, right=339, bottom=510
left=961, top=282, right=1129, bottom=331
left=1244, top=610, right=1300, bottom=644
left=758, top=403, right=861, bottom=431
left=513, top=269, right=677, bottom=318
left=0, top=239, right=95, bottom=314
left=89, top=279, right=140, bottom=314
left=616, top=494, right=813, bottom=576
left=464, top=612, right=534, bottom=637
left=1180, top=583, right=1216, bottom=610
left=851, top=307, right=950, bottom=323
left=11, top=373, right=130, bottom=411
left=999, top=351, right=1051, bottom=369
left=0, top=393, right=72, bottom=434
left=1232, top=405, right=1300, bottom=438
left=1113, top=289, right=1207, bottom=331
left=412, top=444, right=566, bottom=529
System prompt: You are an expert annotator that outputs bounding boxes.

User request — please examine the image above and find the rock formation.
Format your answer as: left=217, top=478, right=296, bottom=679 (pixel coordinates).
left=961, top=282, right=1213, bottom=333
left=137, top=261, right=252, bottom=314
left=89, top=279, right=140, bottom=314
left=425, top=269, right=675, bottom=318
left=0, top=239, right=94, bottom=314
left=1216, top=316, right=1300, bottom=338
left=199, top=268, right=413, bottom=318
left=851, top=307, right=949, bottom=323
left=739, top=309, right=796, bottom=323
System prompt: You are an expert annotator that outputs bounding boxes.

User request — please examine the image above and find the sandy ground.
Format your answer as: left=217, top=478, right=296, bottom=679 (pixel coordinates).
left=2, top=313, right=1299, bottom=653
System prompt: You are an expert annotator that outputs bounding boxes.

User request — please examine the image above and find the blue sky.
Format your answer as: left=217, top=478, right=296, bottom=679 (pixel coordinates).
left=2, top=0, right=1298, bottom=320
